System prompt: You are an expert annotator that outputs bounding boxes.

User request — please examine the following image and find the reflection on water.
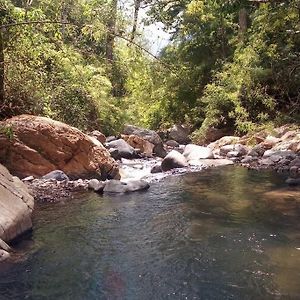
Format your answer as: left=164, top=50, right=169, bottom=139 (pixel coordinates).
left=0, top=166, right=300, bottom=299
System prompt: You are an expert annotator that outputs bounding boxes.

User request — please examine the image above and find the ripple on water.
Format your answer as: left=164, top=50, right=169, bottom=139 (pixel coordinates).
left=1, top=166, right=300, bottom=299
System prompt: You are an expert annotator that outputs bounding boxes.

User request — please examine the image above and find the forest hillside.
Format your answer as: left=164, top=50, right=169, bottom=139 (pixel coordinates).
left=1, top=0, right=299, bottom=139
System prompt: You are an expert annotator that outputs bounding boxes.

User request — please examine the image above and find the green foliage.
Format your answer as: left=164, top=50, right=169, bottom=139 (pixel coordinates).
left=1, top=0, right=299, bottom=139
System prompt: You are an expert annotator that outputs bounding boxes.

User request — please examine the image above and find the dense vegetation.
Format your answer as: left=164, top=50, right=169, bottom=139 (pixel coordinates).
left=0, top=0, right=299, bottom=139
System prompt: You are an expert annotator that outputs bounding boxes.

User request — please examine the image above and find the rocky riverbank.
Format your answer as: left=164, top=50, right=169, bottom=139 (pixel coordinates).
left=0, top=115, right=299, bottom=262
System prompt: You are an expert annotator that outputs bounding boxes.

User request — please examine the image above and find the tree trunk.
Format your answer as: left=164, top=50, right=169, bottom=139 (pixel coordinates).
left=61, top=2, right=67, bottom=40
left=106, top=0, right=118, bottom=63
left=239, top=7, right=248, bottom=39
left=130, top=0, right=141, bottom=42
left=0, top=29, right=4, bottom=105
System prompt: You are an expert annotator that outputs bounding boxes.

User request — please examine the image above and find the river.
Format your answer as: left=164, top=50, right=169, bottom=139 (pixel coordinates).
left=0, top=166, right=300, bottom=299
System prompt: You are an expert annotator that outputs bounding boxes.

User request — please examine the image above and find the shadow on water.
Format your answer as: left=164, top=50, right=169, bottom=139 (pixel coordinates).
left=0, top=166, right=300, bottom=299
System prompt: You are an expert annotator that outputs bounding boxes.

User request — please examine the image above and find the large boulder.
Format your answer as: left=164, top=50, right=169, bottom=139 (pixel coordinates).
left=123, top=125, right=167, bottom=158
left=122, top=134, right=154, bottom=157
left=0, top=163, right=34, bottom=245
left=168, top=124, right=190, bottom=145
left=183, top=144, right=214, bottom=163
left=106, top=139, right=137, bottom=159
left=161, top=150, right=188, bottom=171
left=0, top=115, right=119, bottom=180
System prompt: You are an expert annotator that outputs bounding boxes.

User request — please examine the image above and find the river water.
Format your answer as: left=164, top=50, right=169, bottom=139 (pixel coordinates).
left=0, top=166, right=300, bottom=300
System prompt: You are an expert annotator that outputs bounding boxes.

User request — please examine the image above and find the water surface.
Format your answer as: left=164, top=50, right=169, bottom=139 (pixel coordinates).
left=1, top=166, right=300, bottom=299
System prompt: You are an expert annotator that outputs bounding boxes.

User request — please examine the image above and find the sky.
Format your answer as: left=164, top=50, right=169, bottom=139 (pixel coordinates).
left=138, top=9, right=171, bottom=55
left=120, top=0, right=171, bottom=55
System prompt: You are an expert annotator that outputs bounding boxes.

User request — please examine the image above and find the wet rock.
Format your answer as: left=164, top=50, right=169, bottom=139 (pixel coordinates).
left=123, top=125, right=166, bottom=158
left=103, top=179, right=150, bottom=193
left=0, top=115, right=119, bottom=180
left=0, top=250, right=10, bottom=262
left=168, top=124, right=191, bottom=145
left=161, top=150, right=188, bottom=171
left=151, top=164, right=162, bottom=173
left=42, top=170, right=69, bottom=181
left=88, top=179, right=105, bottom=193
left=286, top=177, right=300, bottom=186
left=106, top=139, right=137, bottom=159
left=184, top=144, right=214, bottom=162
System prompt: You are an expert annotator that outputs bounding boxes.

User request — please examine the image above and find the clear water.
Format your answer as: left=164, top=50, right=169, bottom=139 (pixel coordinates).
left=1, top=166, right=300, bottom=300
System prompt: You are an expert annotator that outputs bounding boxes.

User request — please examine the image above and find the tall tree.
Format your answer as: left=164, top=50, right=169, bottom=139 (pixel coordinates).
left=130, top=0, right=141, bottom=42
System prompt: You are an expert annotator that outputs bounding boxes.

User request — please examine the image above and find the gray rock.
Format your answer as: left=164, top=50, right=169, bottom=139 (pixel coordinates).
left=248, top=145, right=265, bottom=157
left=165, top=140, right=180, bottom=148
left=183, top=144, right=214, bottom=162
left=151, top=164, right=162, bottom=173
left=106, top=139, right=137, bottom=159
left=290, top=158, right=300, bottom=167
left=103, top=179, right=150, bottom=193
left=0, top=250, right=10, bottom=262
left=123, top=125, right=167, bottom=158
left=219, top=144, right=247, bottom=157
left=168, top=125, right=190, bottom=144
left=263, top=150, right=296, bottom=159
left=286, top=177, right=300, bottom=186
left=241, top=156, right=258, bottom=164
left=227, top=151, right=241, bottom=158
left=290, top=166, right=300, bottom=175
left=88, top=179, right=105, bottom=193
left=106, top=136, right=117, bottom=142
left=42, top=170, right=69, bottom=181
left=161, top=150, right=188, bottom=171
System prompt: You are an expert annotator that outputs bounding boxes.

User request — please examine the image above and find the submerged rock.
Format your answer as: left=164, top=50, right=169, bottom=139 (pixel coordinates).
left=88, top=179, right=105, bottom=193
left=161, top=150, right=188, bottom=171
left=103, top=179, right=150, bottom=193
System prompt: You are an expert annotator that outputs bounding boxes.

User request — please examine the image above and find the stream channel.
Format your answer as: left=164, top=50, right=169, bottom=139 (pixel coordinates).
left=0, top=166, right=300, bottom=299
